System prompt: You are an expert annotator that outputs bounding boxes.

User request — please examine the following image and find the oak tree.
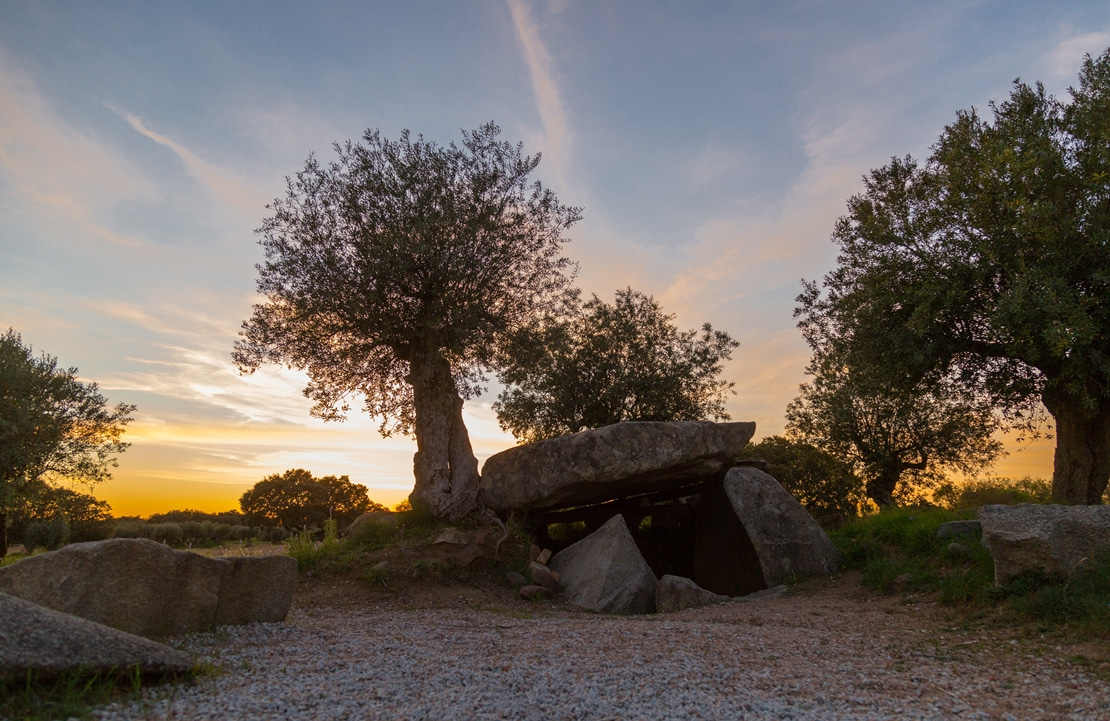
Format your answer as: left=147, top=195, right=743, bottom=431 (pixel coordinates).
left=797, top=48, right=1110, bottom=504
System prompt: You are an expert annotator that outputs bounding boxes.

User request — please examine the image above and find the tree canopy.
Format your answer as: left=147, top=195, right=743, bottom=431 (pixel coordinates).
left=234, top=123, right=580, bottom=518
left=494, top=288, right=738, bottom=443
left=784, top=361, right=1003, bottom=507
left=796, top=48, right=1110, bottom=504
left=741, top=435, right=865, bottom=517
left=238, top=468, right=384, bottom=530
left=0, top=328, right=134, bottom=555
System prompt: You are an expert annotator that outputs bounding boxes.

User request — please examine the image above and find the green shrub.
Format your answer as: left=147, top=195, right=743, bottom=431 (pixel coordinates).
left=23, top=517, right=70, bottom=552
left=111, top=521, right=147, bottom=539
left=148, top=523, right=183, bottom=546
left=934, top=476, right=1052, bottom=510
left=269, top=527, right=290, bottom=544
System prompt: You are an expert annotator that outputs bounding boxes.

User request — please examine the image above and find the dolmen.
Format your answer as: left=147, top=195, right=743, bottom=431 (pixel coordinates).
left=0, top=538, right=296, bottom=638
left=483, top=420, right=840, bottom=614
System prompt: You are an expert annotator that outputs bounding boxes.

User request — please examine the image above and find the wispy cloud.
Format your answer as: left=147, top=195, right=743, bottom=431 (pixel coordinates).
left=1045, top=30, right=1110, bottom=82
left=507, top=0, right=572, bottom=184
left=0, top=60, right=150, bottom=247
left=112, top=107, right=269, bottom=214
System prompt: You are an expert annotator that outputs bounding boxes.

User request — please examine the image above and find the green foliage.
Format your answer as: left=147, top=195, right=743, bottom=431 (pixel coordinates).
left=742, top=436, right=866, bottom=517
left=934, top=476, right=1053, bottom=510
left=239, top=468, right=384, bottom=530
left=785, top=360, right=1004, bottom=507
left=796, top=48, right=1110, bottom=504
left=146, top=508, right=244, bottom=526
left=233, top=123, right=581, bottom=518
left=495, top=288, right=738, bottom=443
left=22, top=517, right=70, bottom=552
left=0, top=328, right=134, bottom=554
left=0, top=666, right=144, bottom=721
left=832, top=508, right=1110, bottom=637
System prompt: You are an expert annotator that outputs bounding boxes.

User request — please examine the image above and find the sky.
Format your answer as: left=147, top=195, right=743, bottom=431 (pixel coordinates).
left=2, top=1, right=1109, bottom=517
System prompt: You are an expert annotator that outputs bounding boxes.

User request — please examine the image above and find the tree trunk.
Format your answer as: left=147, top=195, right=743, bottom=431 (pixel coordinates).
left=865, top=470, right=899, bottom=508
left=0, top=511, right=7, bottom=558
left=1042, top=387, right=1110, bottom=505
left=407, top=349, right=481, bottom=519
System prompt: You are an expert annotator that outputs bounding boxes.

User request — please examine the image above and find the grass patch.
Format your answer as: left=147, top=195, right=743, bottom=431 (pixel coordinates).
left=831, top=507, right=1110, bottom=640
left=0, top=666, right=146, bottom=721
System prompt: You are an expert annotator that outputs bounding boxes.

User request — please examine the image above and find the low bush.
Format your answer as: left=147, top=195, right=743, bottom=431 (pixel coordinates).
left=933, top=476, right=1052, bottom=510
left=831, top=507, right=1110, bottom=639
left=23, top=517, right=70, bottom=553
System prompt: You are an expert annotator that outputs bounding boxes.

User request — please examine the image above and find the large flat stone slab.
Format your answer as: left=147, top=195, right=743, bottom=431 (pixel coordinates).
left=977, top=504, right=1110, bottom=584
left=0, top=592, right=193, bottom=679
left=0, top=539, right=296, bottom=638
left=480, top=420, right=756, bottom=513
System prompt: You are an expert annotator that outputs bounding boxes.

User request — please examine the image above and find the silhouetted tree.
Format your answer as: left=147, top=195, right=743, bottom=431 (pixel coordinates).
left=798, top=48, right=1110, bottom=504
left=235, top=123, right=580, bottom=518
left=239, top=468, right=384, bottom=530
left=0, top=329, right=134, bottom=555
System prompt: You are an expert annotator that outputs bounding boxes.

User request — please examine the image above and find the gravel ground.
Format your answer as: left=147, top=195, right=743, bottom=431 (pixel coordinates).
left=91, top=576, right=1110, bottom=721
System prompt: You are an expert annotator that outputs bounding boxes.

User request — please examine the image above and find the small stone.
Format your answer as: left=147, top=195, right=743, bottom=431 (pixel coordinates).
left=947, top=542, right=970, bottom=556
left=529, top=545, right=541, bottom=563
left=433, top=529, right=470, bottom=546
left=935, top=520, right=982, bottom=540
left=536, top=548, right=552, bottom=565
left=505, top=571, right=528, bottom=588
left=528, top=561, right=561, bottom=592
left=518, top=584, right=553, bottom=600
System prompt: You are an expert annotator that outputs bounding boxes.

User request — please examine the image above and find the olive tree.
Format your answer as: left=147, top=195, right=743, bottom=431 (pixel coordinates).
left=494, top=288, right=738, bottom=443
left=796, top=48, right=1110, bottom=504
left=234, top=124, right=580, bottom=518
left=0, top=329, right=134, bottom=555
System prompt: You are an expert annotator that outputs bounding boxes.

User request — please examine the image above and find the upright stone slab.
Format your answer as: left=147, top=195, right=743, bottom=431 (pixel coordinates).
left=0, top=538, right=296, bottom=638
left=977, top=504, right=1110, bottom=584
left=0, top=592, right=193, bottom=679
left=714, top=467, right=840, bottom=588
left=548, top=514, right=658, bottom=615
left=480, top=420, right=756, bottom=513
left=214, top=555, right=297, bottom=626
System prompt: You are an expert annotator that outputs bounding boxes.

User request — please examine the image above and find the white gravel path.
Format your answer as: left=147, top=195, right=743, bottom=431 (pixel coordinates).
left=90, top=587, right=1110, bottom=721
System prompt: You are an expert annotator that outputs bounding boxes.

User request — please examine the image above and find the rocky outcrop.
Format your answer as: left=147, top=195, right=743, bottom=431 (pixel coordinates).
left=549, top=514, right=658, bottom=615
left=0, top=592, right=193, bottom=679
left=977, top=504, right=1110, bottom=584
left=480, top=421, right=756, bottom=513
left=655, top=575, right=730, bottom=613
left=698, top=467, right=839, bottom=591
left=0, top=539, right=296, bottom=638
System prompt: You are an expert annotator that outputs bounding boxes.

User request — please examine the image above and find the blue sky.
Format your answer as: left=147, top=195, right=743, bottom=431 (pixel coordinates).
left=2, top=1, right=1109, bottom=515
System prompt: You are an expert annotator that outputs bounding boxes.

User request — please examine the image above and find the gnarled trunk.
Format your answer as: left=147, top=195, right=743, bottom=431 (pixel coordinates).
left=865, top=471, right=899, bottom=508
left=407, top=349, right=481, bottom=519
left=1042, top=387, right=1110, bottom=505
